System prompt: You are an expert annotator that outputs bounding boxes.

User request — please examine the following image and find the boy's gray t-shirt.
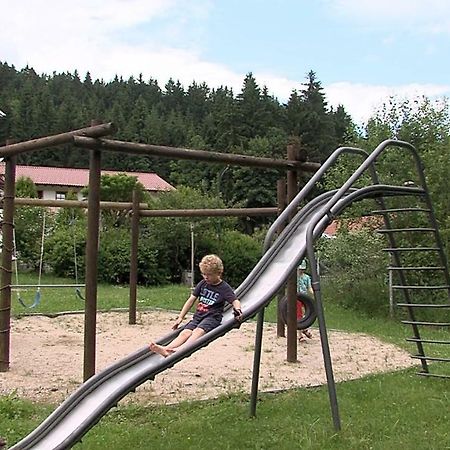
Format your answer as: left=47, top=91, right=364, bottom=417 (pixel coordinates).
left=193, top=279, right=236, bottom=317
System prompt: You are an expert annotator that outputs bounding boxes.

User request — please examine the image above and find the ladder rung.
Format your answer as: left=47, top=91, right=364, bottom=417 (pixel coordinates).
left=417, top=372, right=450, bottom=379
left=406, top=337, right=450, bottom=344
left=372, top=207, right=431, bottom=214
left=388, top=266, right=445, bottom=271
left=397, top=303, right=450, bottom=308
left=382, top=247, right=440, bottom=252
left=392, top=285, right=450, bottom=290
left=411, top=355, right=450, bottom=363
left=377, top=227, right=435, bottom=233
left=402, top=320, right=450, bottom=326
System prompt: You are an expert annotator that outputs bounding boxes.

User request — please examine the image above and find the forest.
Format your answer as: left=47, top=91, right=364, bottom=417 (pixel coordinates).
left=1, top=60, right=449, bottom=291
left=0, top=61, right=355, bottom=209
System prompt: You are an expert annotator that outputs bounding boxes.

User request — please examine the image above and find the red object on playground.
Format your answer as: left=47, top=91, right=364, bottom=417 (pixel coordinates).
left=296, top=301, right=304, bottom=320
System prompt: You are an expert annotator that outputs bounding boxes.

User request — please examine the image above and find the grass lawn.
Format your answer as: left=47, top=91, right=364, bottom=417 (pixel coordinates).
left=2, top=273, right=449, bottom=449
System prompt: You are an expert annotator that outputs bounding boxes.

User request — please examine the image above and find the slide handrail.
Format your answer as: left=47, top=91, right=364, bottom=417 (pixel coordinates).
left=304, top=139, right=428, bottom=276
left=263, top=146, right=374, bottom=252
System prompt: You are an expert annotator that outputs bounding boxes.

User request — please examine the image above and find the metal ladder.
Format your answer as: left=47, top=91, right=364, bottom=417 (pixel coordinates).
left=372, top=187, right=450, bottom=379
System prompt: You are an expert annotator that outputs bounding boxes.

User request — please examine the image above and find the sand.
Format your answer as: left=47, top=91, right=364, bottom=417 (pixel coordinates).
left=0, top=310, right=416, bottom=406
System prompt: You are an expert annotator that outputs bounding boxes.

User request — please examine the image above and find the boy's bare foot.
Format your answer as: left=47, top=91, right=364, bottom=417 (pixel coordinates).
left=303, top=329, right=313, bottom=339
left=149, top=342, right=175, bottom=357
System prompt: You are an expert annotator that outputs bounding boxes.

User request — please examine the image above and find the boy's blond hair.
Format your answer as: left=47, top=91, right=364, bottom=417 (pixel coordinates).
left=199, top=254, right=224, bottom=274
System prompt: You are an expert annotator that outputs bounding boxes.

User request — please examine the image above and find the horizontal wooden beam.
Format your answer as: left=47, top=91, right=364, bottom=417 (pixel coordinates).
left=139, top=207, right=278, bottom=217
left=73, top=136, right=320, bottom=172
left=13, top=198, right=142, bottom=210
left=0, top=122, right=117, bottom=157
left=13, top=197, right=278, bottom=217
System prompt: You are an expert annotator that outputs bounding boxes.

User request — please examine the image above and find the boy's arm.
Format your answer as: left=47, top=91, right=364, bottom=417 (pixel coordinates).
left=172, top=294, right=197, bottom=329
left=231, top=298, right=243, bottom=322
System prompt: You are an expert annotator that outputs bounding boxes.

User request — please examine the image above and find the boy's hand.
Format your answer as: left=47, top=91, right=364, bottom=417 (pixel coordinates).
left=172, top=317, right=183, bottom=329
left=233, top=308, right=243, bottom=322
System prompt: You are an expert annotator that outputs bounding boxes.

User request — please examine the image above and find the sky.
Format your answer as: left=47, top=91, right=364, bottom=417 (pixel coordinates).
left=2, top=0, right=450, bottom=125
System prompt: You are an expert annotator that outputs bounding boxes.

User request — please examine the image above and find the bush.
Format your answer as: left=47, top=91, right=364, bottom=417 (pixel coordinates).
left=45, top=224, right=86, bottom=279
left=45, top=225, right=171, bottom=286
left=213, top=230, right=262, bottom=289
left=98, top=228, right=170, bottom=285
left=318, top=228, right=389, bottom=316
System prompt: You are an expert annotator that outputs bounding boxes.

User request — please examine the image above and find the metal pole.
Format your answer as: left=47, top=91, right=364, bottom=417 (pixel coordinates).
left=83, top=144, right=101, bottom=381
left=389, top=262, right=394, bottom=318
left=286, top=143, right=298, bottom=362
left=129, top=189, right=140, bottom=325
left=0, top=155, right=16, bottom=372
left=276, top=178, right=287, bottom=338
left=249, top=306, right=265, bottom=417
left=190, top=223, right=195, bottom=291
left=305, top=226, right=341, bottom=430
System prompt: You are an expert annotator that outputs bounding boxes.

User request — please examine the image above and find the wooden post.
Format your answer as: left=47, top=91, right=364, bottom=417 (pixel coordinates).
left=0, top=154, right=16, bottom=372
left=83, top=121, right=102, bottom=381
left=129, top=189, right=140, bottom=325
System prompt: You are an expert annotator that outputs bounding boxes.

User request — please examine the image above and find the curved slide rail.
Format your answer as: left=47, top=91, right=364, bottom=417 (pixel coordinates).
left=11, top=184, right=424, bottom=450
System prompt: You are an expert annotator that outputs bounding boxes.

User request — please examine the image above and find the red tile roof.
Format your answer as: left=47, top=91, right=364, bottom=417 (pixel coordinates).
left=0, top=164, right=174, bottom=192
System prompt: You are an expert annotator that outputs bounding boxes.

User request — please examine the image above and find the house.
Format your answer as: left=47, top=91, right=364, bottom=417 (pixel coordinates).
left=0, top=164, right=174, bottom=201
left=323, top=215, right=383, bottom=238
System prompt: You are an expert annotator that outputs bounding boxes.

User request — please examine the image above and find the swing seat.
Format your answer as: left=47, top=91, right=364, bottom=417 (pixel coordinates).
left=75, top=287, right=85, bottom=301
left=18, top=290, right=41, bottom=309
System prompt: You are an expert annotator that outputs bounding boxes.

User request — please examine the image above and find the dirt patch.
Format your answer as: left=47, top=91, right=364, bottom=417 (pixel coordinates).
left=0, top=311, right=416, bottom=406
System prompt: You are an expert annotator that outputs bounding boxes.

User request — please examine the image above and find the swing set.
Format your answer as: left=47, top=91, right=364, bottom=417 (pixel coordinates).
left=12, top=210, right=85, bottom=308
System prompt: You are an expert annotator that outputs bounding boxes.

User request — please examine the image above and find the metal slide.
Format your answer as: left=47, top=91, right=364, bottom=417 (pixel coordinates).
left=11, top=184, right=423, bottom=450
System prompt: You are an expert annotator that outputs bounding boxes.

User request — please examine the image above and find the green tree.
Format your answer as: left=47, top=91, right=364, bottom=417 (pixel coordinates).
left=82, top=173, right=148, bottom=227
left=13, top=177, right=48, bottom=269
left=146, top=186, right=236, bottom=282
left=235, top=72, right=265, bottom=142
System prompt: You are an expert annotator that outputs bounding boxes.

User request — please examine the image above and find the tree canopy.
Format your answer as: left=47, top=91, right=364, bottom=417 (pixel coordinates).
left=0, top=62, right=355, bottom=211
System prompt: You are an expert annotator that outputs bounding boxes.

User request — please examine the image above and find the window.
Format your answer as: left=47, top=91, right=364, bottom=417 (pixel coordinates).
left=55, top=192, right=66, bottom=200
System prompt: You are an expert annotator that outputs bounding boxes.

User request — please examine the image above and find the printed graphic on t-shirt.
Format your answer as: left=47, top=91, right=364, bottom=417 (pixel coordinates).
left=193, top=280, right=235, bottom=316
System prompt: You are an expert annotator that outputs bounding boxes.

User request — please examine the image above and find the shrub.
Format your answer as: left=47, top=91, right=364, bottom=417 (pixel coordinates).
left=214, top=230, right=262, bottom=289
left=317, top=228, right=389, bottom=316
left=45, top=224, right=86, bottom=279
left=98, top=228, right=170, bottom=285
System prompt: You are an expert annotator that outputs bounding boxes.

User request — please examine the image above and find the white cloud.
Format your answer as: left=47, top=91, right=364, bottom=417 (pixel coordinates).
left=2, top=1, right=450, bottom=128
left=0, top=0, right=209, bottom=72
left=326, top=0, right=450, bottom=33
left=324, top=81, right=450, bottom=125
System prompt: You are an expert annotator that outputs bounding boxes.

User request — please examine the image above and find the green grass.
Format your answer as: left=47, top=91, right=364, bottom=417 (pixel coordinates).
left=2, top=273, right=450, bottom=449
left=2, top=370, right=449, bottom=449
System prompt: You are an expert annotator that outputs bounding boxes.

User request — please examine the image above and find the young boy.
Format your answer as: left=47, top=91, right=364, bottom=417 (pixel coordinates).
left=297, top=259, right=313, bottom=342
left=150, top=254, right=242, bottom=357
